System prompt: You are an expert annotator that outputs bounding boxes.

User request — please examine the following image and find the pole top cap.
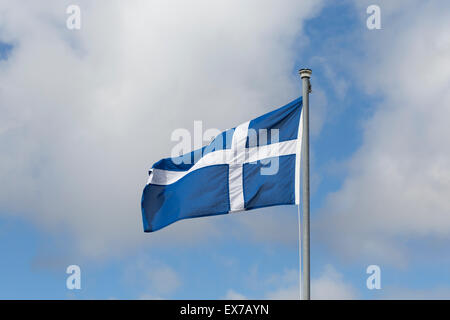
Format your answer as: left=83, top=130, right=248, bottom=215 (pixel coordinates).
left=299, top=68, right=312, bottom=79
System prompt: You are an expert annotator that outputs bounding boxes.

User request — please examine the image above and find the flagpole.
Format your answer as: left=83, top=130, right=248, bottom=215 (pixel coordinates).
left=299, top=68, right=312, bottom=300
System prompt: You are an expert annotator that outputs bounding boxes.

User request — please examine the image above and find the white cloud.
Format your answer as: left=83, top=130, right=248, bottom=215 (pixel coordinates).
left=316, top=0, right=450, bottom=266
left=139, top=294, right=163, bottom=300
left=264, top=268, right=300, bottom=300
left=224, top=289, right=247, bottom=300
left=264, top=265, right=357, bottom=300
left=147, top=265, right=181, bottom=295
left=0, top=1, right=324, bottom=258
left=311, top=265, right=357, bottom=300
left=265, top=286, right=299, bottom=300
left=381, top=286, right=450, bottom=300
left=230, top=206, right=300, bottom=247
left=124, top=256, right=181, bottom=298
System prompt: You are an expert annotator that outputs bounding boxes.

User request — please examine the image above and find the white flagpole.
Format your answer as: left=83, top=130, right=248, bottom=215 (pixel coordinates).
left=299, top=68, right=312, bottom=300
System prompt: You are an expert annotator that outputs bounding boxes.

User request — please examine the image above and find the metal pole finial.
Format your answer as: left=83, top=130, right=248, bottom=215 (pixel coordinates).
left=299, top=68, right=312, bottom=79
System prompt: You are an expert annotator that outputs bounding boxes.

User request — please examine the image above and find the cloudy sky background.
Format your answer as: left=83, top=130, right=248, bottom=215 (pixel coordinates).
left=0, top=0, right=449, bottom=299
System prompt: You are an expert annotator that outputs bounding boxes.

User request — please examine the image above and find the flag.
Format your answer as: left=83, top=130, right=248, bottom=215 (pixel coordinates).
left=141, top=97, right=303, bottom=232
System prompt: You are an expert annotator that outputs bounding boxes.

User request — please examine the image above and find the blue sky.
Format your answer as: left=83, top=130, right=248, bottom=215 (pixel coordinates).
left=1, top=0, right=450, bottom=299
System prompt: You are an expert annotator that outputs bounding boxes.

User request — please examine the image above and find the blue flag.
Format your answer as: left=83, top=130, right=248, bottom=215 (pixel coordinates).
left=141, top=97, right=303, bottom=232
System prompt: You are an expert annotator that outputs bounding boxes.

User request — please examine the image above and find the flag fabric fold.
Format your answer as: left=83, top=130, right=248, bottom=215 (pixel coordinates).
left=141, top=97, right=303, bottom=232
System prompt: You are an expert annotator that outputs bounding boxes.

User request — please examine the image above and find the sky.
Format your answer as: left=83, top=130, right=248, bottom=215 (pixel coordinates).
left=0, top=0, right=450, bottom=299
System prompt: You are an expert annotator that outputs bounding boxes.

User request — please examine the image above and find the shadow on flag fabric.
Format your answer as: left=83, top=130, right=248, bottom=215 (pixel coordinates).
left=141, top=97, right=303, bottom=232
